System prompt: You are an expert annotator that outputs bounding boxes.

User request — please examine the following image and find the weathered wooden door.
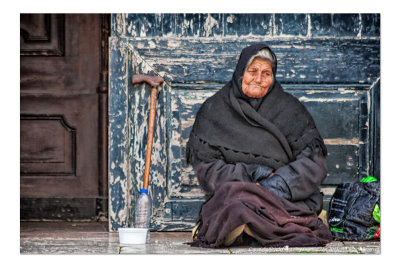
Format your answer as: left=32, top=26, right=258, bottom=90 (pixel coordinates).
left=20, top=14, right=109, bottom=220
left=109, top=14, right=380, bottom=231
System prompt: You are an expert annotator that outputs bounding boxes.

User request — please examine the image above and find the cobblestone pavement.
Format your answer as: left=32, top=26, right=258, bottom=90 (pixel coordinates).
left=20, top=222, right=380, bottom=254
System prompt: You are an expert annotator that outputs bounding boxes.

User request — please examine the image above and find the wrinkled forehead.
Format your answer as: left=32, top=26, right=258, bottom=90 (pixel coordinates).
left=245, top=56, right=274, bottom=70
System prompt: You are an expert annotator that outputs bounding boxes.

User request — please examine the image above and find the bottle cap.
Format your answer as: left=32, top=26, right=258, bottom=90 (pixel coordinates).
left=140, top=188, right=149, bottom=194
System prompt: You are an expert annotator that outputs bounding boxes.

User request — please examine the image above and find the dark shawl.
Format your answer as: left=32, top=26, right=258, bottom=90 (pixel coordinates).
left=186, top=44, right=326, bottom=171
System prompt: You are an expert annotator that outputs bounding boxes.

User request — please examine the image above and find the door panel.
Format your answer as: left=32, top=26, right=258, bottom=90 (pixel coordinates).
left=167, top=88, right=216, bottom=200
left=20, top=14, right=65, bottom=56
left=20, top=95, right=98, bottom=197
left=20, top=115, right=76, bottom=174
left=126, top=38, right=379, bottom=84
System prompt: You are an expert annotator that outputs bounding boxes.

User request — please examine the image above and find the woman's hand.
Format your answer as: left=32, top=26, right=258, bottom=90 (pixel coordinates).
left=258, top=174, right=292, bottom=200
left=256, top=172, right=275, bottom=186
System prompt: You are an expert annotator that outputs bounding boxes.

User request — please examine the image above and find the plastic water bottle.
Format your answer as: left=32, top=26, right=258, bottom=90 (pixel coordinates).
left=134, top=188, right=152, bottom=242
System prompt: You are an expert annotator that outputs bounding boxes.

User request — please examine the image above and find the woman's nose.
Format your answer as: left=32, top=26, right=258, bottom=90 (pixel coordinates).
left=255, top=72, right=262, bottom=83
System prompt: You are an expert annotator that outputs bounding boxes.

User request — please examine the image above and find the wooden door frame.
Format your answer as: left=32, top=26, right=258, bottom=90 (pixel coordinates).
left=97, top=14, right=111, bottom=216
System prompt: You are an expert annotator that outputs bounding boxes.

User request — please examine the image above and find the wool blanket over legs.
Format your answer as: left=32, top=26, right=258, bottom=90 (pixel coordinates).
left=189, top=181, right=332, bottom=248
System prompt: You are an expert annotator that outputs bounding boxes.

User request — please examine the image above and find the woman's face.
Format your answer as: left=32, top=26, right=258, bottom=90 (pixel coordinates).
left=241, top=58, right=274, bottom=98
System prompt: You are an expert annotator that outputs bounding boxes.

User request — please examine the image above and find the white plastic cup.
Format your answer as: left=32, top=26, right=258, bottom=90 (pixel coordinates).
left=118, top=228, right=149, bottom=245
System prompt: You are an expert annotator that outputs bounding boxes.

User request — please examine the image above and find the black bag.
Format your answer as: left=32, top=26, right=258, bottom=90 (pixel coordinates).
left=327, top=177, right=380, bottom=241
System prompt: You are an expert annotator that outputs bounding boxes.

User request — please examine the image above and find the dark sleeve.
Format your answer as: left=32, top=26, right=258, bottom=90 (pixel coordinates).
left=273, top=146, right=327, bottom=202
left=191, top=155, right=274, bottom=194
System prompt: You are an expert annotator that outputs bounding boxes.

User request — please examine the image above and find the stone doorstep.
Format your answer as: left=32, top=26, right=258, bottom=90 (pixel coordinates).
left=20, top=232, right=380, bottom=254
left=20, top=222, right=380, bottom=255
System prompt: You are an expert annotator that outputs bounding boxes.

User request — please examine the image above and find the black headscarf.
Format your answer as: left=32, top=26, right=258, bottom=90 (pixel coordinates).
left=186, top=44, right=326, bottom=170
left=232, top=43, right=277, bottom=110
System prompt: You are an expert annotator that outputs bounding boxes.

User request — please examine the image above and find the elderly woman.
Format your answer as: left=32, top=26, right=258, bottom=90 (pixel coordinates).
left=186, top=44, right=332, bottom=248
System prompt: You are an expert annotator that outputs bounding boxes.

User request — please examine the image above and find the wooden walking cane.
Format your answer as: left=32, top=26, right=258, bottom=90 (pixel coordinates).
left=131, top=74, right=164, bottom=190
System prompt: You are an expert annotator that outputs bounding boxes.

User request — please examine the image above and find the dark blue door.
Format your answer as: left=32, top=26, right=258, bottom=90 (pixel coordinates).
left=108, top=14, right=380, bottom=231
